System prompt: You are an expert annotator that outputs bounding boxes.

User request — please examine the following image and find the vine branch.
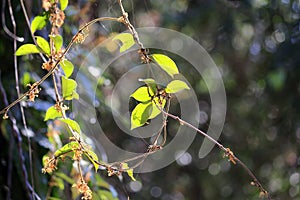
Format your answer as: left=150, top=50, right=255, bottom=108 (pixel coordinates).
left=161, top=109, right=271, bottom=199
left=0, top=75, right=41, bottom=200
left=0, top=17, right=120, bottom=116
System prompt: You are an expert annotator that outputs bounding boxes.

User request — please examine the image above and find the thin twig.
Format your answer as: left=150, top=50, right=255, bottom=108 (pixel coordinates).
left=1, top=0, right=24, bottom=41
left=0, top=17, right=120, bottom=116
left=161, top=109, right=271, bottom=199
left=7, top=0, right=36, bottom=198
left=19, top=0, right=47, bottom=63
left=6, top=125, right=13, bottom=200
left=77, top=161, right=84, bottom=182
left=0, top=75, right=41, bottom=200
left=117, top=0, right=144, bottom=49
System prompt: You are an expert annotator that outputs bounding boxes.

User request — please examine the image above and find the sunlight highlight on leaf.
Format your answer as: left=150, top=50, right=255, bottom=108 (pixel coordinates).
left=50, top=35, right=63, bottom=52
left=15, top=44, right=40, bottom=56
left=62, top=76, right=79, bottom=100
left=138, top=78, right=157, bottom=95
left=131, top=86, right=152, bottom=102
left=60, top=59, right=74, bottom=78
left=122, top=163, right=136, bottom=181
left=152, top=54, right=179, bottom=77
left=165, top=80, right=190, bottom=93
left=36, top=36, right=51, bottom=55
left=131, top=102, right=152, bottom=130
left=149, top=98, right=166, bottom=119
left=44, top=106, right=63, bottom=121
left=54, top=141, right=79, bottom=157
left=59, top=0, right=68, bottom=10
left=113, top=33, right=135, bottom=53
left=59, top=118, right=81, bottom=133
left=85, top=149, right=99, bottom=172
left=31, top=12, right=49, bottom=33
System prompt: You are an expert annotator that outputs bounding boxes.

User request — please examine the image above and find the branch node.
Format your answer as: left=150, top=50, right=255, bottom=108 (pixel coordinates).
left=3, top=112, right=9, bottom=119
left=223, top=147, right=237, bottom=165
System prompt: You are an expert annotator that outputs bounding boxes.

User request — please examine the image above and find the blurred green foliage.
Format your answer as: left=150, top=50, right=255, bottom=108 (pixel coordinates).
left=0, top=0, right=300, bottom=200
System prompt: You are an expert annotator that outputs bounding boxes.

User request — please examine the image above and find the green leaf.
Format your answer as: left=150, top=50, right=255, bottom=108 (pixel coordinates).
left=122, top=163, right=136, bottom=181
left=131, top=86, right=152, bottom=102
left=149, top=98, right=166, bottom=119
left=165, top=80, right=190, bottom=93
left=31, top=13, right=48, bottom=33
left=36, top=36, right=50, bottom=55
left=58, top=118, right=81, bottom=133
left=131, top=102, right=152, bottom=130
left=113, top=33, right=135, bottom=53
left=97, top=190, right=118, bottom=200
left=22, top=72, right=32, bottom=86
left=61, top=76, right=79, bottom=100
left=52, top=176, right=64, bottom=190
left=60, top=60, right=74, bottom=78
left=54, top=172, right=75, bottom=185
left=95, top=174, right=110, bottom=189
left=152, top=54, right=179, bottom=77
left=138, top=78, right=157, bottom=94
left=42, top=155, right=50, bottom=167
left=54, top=141, right=79, bottom=157
left=50, top=35, right=63, bottom=52
left=44, top=106, right=63, bottom=121
left=48, top=197, right=61, bottom=200
left=85, top=149, right=99, bottom=172
left=59, top=0, right=68, bottom=10
left=15, top=44, right=40, bottom=56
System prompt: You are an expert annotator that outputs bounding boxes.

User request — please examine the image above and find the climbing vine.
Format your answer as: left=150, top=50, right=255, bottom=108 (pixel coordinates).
left=0, top=0, right=272, bottom=199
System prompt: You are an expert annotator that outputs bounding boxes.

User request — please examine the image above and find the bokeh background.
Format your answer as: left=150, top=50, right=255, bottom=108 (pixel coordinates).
left=0, top=0, right=300, bottom=199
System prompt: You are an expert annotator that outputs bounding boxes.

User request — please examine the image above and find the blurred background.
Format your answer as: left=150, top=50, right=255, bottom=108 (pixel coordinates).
left=0, top=0, right=300, bottom=199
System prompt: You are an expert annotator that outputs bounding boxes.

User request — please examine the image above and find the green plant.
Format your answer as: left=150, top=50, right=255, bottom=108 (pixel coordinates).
left=0, top=0, right=272, bottom=199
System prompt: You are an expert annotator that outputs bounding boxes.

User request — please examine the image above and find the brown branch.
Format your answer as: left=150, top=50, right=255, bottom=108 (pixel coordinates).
left=117, top=0, right=144, bottom=49
left=7, top=0, right=36, bottom=198
left=0, top=17, right=120, bottom=117
left=0, top=75, right=41, bottom=200
left=1, top=0, right=24, bottom=42
left=19, top=0, right=48, bottom=63
left=161, top=109, right=271, bottom=199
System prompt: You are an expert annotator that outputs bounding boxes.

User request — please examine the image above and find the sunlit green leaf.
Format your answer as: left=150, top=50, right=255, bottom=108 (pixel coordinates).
left=138, top=78, right=157, bottom=94
left=165, top=80, right=190, bottom=93
left=122, top=163, right=136, bottom=181
left=59, top=0, right=68, bottom=10
left=54, top=141, right=79, bottom=157
left=60, top=59, right=74, bottom=78
left=15, top=44, right=40, bottom=56
left=149, top=98, right=166, bottom=119
left=113, top=33, right=135, bottom=53
left=131, top=102, right=152, bottom=130
left=61, top=76, right=79, bottom=100
left=85, top=149, right=99, bottom=172
left=44, top=106, right=63, bottom=121
left=131, top=86, right=152, bottom=102
left=58, top=118, right=81, bottom=133
left=36, top=36, right=50, bottom=55
left=152, top=54, right=179, bottom=77
left=31, top=12, right=49, bottom=33
left=50, top=35, right=63, bottom=52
